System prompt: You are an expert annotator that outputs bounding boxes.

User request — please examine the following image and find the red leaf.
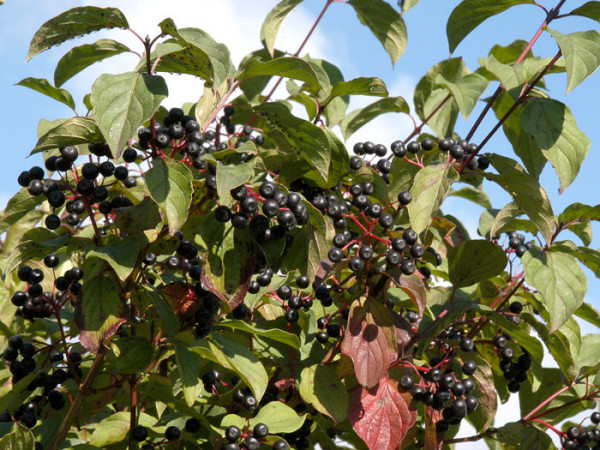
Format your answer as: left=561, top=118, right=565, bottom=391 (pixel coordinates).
left=349, top=377, right=417, bottom=450
left=392, top=311, right=413, bottom=357
left=384, top=271, right=427, bottom=316
left=341, top=298, right=397, bottom=388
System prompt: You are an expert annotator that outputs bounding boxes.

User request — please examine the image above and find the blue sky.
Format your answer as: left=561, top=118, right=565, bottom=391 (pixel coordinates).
left=1, top=0, right=600, bottom=443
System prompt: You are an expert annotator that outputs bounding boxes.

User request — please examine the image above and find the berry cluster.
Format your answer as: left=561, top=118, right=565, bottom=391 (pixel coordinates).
left=562, top=417, right=600, bottom=449
left=221, top=422, right=274, bottom=450
left=1, top=335, right=80, bottom=432
left=18, top=142, right=137, bottom=231
left=137, top=107, right=263, bottom=175
left=505, top=231, right=533, bottom=258
left=131, top=424, right=182, bottom=447
left=401, top=354, right=480, bottom=431
left=215, top=180, right=309, bottom=235
left=12, top=258, right=83, bottom=322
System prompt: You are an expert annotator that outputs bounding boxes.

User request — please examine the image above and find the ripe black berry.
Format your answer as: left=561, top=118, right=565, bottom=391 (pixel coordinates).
left=403, top=229, right=418, bottom=245
left=391, top=140, right=407, bottom=157
left=460, top=337, right=474, bottom=352
left=328, top=247, right=344, bottom=263
left=349, top=156, right=363, bottom=170
left=348, top=256, right=364, bottom=272
left=407, top=141, right=420, bottom=153
left=242, top=395, right=257, bottom=410
left=397, top=191, right=412, bottom=205
left=165, top=426, right=180, bottom=441
left=132, top=425, right=148, bottom=442
left=509, top=301, right=523, bottom=314
left=399, top=375, right=414, bottom=390
left=493, top=335, right=507, bottom=349
left=296, top=275, right=310, bottom=288
left=462, top=360, right=477, bottom=376
left=253, top=422, right=269, bottom=439
left=507, top=380, right=521, bottom=393
left=225, top=425, right=241, bottom=442
left=421, top=138, right=435, bottom=150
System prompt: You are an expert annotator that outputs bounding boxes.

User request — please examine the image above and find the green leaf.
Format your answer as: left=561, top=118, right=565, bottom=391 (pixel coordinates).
left=31, top=117, right=103, bottom=155
left=492, top=90, right=546, bottom=177
left=575, top=334, right=600, bottom=376
left=0, top=188, right=45, bottom=233
left=521, top=98, right=590, bottom=193
left=559, top=203, right=600, bottom=224
left=400, top=0, right=421, bottom=13
left=568, top=220, right=593, bottom=247
left=448, top=240, right=507, bottom=288
left=256, top=102, right=332, bottom=181
left=497, top=422, right=555, bottom=450
left=486, top=154, right=555, bottom=243
left=485, top=54, right=562, bottom=91
left=54, top=39, right=130, bottom=87
left=435, top=72, right=489, bottom=118
left=89, top=411, right=155, bottom=446
left=197, top=222, right=255, bottom=308
left=239, top=56, right=324, bottom=93
left=216, top=159, right=257, bottom=206
left=528, top=316, right=580, bottom=381
left=27, top=6, right=129, bottom=61
left=221, top=401, right=306, bottom=434
left=446, top=0, right=534, bottom=53
left=75, top=260, right=126, bottom=353
left=414, top=58, right=468, bottom=116
left=114, top=196, right=161, bottom=233
left=145, top=158, right=193, bottom=236
left=91, top=72, right=167, bottom=159
left=260, top=0, right=303, bottom=56
left=348, top=0, right=407, bottom=65
left=16, top=77, right=75, bottom=110
left=407, top=163, right=459, bottom=236
left=211, top=333, right=269, bottom=402
left=522, top=248, right=587, bottom=332
left=575, top=302, right=600, bottom=328
left=480, top=306, right=544, bottom=362
left=216, top=320, right=300, bottom=348
left=141, top=286, right=179, bottom=338
left=0, top=424, right=35, bottom=450
left=298, top=364, right=349, bottom=424
left=414, top=58, right=468, bottom=137
left=548, top=28, right=600, bottom=93
left=173, top=341, right=204, bottom=406
left=6, top=228, right=71, bottom=274
left=448, top=186, right=491, bottom=209
left=340, top=97, right=409, bottom=140
left=489, top=202, right=537, bottom=238
left=573, top=246, right=600, bottom=278
left=281, top=201, right=334, bottom=280
left=115, top=337, right=155, bottom=373
left=329, top=77, right=389, bottom=99
left=570, top=2, right=600, bottom=22
left=82, top=236, right=139, bottom=282
left=158, top=20, right=233, bottom=87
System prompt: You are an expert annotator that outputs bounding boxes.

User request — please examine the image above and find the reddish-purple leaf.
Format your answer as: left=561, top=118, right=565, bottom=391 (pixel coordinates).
left=341, top=298, right=397, bottom=388
left=349, top=376, right=417, bottom=450
left=384, top=271, right=427, bottom=316
left=392, top=311, right=413, bottom=357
